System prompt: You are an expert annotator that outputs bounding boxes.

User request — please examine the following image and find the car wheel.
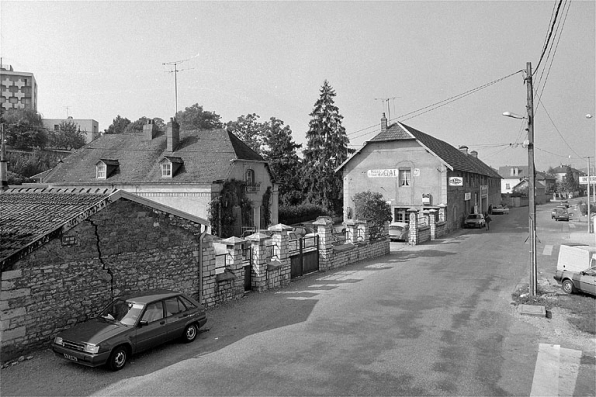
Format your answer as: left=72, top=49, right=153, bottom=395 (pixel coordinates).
left=108, top=345, right=128, bottom=371
left=562, top=279, right=575, bottom=294
left=182, top=323, right=198, bottom=343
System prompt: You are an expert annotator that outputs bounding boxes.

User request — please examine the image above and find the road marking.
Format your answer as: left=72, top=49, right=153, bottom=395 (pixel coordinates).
left=530, top=343, right=582, bottom=397
left=569, top=223, right=576, bottom=229
left=543, top=245, right=553, bottom=256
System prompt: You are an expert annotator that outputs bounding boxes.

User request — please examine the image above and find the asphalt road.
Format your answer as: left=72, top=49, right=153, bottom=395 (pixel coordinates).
left=1, top=205, right=593, bottom=396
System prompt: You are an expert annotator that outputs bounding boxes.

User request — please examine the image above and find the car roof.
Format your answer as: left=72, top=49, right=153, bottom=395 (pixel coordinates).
left=120, top=289, right=181, bottom=304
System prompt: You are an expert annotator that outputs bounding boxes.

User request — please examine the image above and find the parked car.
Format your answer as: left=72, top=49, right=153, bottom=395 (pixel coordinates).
left=52, top=289, right=207, bottom=371
left=552, top=207, right=569, bottom=221
left=553, top=245, right=596, bottom=296
left=491, top=205, right=509, bottom=215
left=464, top=213, right=486, bottom=228
left=389, top=222, right=409, bottom=241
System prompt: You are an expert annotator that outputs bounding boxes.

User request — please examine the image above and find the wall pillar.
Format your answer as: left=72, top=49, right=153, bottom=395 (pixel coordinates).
left=221, top=236, right=247, bottom=298
left=268, top=223, right=293, bottom=287
left=438, top=203, right=446, bottom=222
left=312, top=216, right=334, bottom=271
left=245, top=232, right=271, bottom=292
left=408, top=208, right=419, bottom=245
left=356, top=220, right=370, bottom=243
left=429, top=209, right=437, bottom=240
left=344, top=220, right=358, bottom=244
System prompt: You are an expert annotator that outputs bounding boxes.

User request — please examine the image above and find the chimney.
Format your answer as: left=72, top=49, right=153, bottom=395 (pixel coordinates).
left=381, top=113, right=387, bottom=133
left=166, top=118, right=180, bottom=152
left=143, top=119, right=157, bottom=140
left=458, top=145, right=469, bottom=155
left=470, top=150, right=478, bottom=158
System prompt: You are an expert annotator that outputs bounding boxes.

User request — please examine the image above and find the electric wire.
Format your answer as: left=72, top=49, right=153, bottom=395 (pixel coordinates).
left=534, top=0, right=564, bottom=76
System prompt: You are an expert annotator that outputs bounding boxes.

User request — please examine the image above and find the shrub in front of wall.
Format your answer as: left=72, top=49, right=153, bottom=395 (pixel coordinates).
left=279, top=203, right=330, bottom=225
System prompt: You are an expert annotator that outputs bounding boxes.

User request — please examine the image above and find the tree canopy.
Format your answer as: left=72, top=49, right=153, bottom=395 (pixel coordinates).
left=1, top=108, right=48, bottom=150
left=49, top=119, right=86, bottom=150
left=176, top=103, right=223, bottom=130
left=104, top=115, right=131, bottom=134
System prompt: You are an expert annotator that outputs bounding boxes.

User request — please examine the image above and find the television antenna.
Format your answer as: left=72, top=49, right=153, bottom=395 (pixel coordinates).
left=163, top=52, right=199, bottom=116
left=374, top=97, right=399, bottom=122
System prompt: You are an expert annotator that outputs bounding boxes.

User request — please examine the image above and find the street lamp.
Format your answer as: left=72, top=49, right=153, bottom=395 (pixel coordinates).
left=503, top=62, right=537, bottom=296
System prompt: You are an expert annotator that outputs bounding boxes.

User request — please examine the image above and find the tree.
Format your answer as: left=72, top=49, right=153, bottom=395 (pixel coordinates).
left=563, top=166, right=579, bottom=194
left=352, top=191, right=392, bottom=240
left=2, top=108, right=48, bottom=149
left=261, top=117, right=304, bottom=206
left=226, top=113, right=266, bottom=154
left=302, top=80, right=353, bottom=213
left=104, top=115, right=131, bottom=134
left=50, top=120, right=86, bottom=150
left=176, top=104, right=223, bottom=130
left=123, top=116, right=153, bottom=134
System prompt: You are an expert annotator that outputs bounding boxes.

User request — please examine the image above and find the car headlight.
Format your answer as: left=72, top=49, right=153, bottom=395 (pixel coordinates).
left=83, top=343, right=100, bottom=354
left=54, top=336, right=63, bottom=345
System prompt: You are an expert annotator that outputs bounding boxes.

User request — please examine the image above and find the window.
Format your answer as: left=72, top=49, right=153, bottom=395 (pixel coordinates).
left=245, top=169, right=255, bottom=184
left=394, top=208, right=409, bottom=223
left=54, top=125, right=59, bottom=131
left=506, top=183, right=511, bottom=189
left=141, top=301, right=164, bottom=323
left=96, top=163, right=106, bottom=179
left=162, top=163, right=172, bottom=177
left=399, top=169, right=411, bottom=187
left=164, top=297, right=186, bottom=317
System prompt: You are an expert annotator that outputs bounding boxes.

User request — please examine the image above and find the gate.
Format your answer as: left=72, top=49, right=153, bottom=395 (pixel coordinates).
left=289, top=235, right=319, bottom=278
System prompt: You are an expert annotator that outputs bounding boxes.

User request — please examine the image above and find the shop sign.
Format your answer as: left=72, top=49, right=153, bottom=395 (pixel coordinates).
left=464, top=192, right=471, bottom=201
left=367, top=169, right=398, bottom=178
left=449, top=177, right=463, bottom=186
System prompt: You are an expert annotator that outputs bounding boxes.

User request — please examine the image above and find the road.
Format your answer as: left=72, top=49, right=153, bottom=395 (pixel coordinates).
left=2, top=203, right=594, bottom=396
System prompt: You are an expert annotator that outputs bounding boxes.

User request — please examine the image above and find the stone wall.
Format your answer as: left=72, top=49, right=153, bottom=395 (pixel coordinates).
left=1, top=199, right=203, bottom=362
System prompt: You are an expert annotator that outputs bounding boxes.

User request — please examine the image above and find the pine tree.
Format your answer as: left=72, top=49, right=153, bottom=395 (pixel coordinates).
left=303, top=80, right=352, bottom=213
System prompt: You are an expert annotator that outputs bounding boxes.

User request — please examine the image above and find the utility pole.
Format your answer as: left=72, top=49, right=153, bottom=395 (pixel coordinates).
left=588, top=157, right=591, bottom=233
left=526, top=62, right=537, bottom=297
left=1, top=123, right=8, bottom=190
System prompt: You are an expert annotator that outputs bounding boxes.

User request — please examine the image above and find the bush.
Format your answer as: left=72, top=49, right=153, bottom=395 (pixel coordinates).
left=352, top=191, right=392, bottom=240
left=279, top=203, right=330, bottom=225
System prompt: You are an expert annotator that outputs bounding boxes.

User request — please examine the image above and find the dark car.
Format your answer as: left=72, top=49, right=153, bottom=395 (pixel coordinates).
left=552, top=207, right=569, bottom=221
left=52, top=289, right=207, bottom=371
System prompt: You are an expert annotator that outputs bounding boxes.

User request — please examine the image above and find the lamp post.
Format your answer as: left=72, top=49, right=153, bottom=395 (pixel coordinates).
left=503, top=62, right=537, bottom=296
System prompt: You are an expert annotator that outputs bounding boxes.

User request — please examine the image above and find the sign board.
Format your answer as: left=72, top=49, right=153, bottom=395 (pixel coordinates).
left=480, top=185, right=488, bottom=198
left=464, top=192, right=471, bottom=201
left=579, top=176, right=596, bottom=185
left=367, top=169, right=398, bottom=178
left=449, top=177, right=464, bottom=186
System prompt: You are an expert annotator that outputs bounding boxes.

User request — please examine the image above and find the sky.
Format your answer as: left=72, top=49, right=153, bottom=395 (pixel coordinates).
left=1, top=0, right=594, bottom=172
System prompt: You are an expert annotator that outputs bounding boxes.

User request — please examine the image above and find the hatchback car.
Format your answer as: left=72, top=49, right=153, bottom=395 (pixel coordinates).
left=554, top=264, right=596, bottom=296
left=491, top=205, right=509, bottom=215
left=464, top=214, right=486, bottom=228
left=52, top=289, right=207, bottom=371
left=389, top=222, right=409, bottom=241
left=552, top=207, right=569, bottom=221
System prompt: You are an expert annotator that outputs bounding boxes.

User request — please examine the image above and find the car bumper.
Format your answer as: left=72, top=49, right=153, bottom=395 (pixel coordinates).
left=52, top=344, right=111, bottom=367
left=553, top=270, right=564, bottom=283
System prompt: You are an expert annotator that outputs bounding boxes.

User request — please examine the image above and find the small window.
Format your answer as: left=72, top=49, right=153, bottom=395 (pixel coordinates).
left=54, top=125, right=59, bottom=131
left=399, top=169, right=411, bottom=187
left=245, top=169, right=255, bottom=184
left=506, top=183, right=511, bottom=189
left=96, top=163, right=106, bottom=179
left=164, top=297, right=185, bottom=317
left=162, top=163, right=172, bottom=177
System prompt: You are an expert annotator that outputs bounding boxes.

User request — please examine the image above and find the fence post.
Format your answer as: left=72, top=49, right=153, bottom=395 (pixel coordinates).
left=356, top=220, right=370, bottom=243
left=344, top=220, right=358, bottom=243
left=245, top=232, right=271, bottom=292
left=221, top=236, right=247, bottom=298
left=268, top=223, right=293, bottom=287
left=312, top=216, right=334, bottom=271
left=201, top=234, right=217, bottom=307
left=438, top=203, right=446, bottom=222
left=429, top=209, right=437, bottom=240
left=408, top=208, right=418, bottom=245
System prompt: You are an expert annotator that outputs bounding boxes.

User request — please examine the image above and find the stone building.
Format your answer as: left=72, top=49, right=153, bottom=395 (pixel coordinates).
left=39, top=119, right=278, bottom=235
left=337, top=114, right=502, bottom=232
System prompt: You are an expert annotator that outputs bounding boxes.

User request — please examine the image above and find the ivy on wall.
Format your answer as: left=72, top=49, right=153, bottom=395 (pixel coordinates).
left=208, top=179, right=252, bottom=238
left=262, top=187, right=271, bottom=228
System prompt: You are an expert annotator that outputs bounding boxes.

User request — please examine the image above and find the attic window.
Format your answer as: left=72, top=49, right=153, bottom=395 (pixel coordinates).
left=96, top=159, right=119, bottom=179
left=160, top=156, right=184, bottom=178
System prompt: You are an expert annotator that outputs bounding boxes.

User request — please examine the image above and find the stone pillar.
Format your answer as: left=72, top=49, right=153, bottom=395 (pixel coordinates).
left=344, top=220, right=358, bottom=244
left=429, top=209, right=437, bottom=240
left=438, top=204, right=446, bottom=222
left=201, top=234, right=217, bottom=307
left=268, top=223, right=293, bottom=287
left=356, top=220, right=370, bottom=243
left=245, top=232, right=271, bottom=292
left=312, top=216, right=334, bottom=271
left=408, top=208, right=418, bottom=245
left=221, top=236, right=247, bottom=298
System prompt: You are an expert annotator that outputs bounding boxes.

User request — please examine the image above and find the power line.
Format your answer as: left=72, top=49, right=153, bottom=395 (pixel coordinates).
left=534, top=0, right=565, bottom=76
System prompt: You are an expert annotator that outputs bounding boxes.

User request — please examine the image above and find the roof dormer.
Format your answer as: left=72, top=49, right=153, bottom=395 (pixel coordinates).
left=95, top=159, right=119, bottom=179
left=159, top=156, right=184, bottom=178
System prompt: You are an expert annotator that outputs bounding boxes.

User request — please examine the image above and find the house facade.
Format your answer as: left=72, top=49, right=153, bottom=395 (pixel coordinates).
left=337, top=115, right=502, bottom=232
left=39, top=119, right=278, bottom=235
left=498, top=165, right=556, bottom=195
left=42, top=116, right=100, bottom=144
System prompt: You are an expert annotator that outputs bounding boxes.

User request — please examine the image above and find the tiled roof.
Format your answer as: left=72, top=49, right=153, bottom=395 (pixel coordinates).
left=368, top=122, right=501, bottom=178
left=0, top=187, right=114, bottom=265
left=43, top=129, right=265, bottom=185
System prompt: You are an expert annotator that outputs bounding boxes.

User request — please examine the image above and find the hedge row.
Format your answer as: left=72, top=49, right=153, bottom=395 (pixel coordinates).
left=279, top=204, right=331, bottom=225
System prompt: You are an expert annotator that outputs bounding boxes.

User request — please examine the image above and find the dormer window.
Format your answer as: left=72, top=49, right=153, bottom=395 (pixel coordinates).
left=95, top=159, right=119, bottom=179
left=159, top=156, right=183, bottom=178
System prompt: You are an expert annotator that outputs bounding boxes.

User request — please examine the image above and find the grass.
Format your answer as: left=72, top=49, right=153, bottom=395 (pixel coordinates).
left=511, top=285, right=596, bottom=335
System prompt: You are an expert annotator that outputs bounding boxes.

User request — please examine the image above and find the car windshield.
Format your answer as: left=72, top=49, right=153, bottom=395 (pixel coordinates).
left=467, top=215, right=481, bottom=219
left=100, top=298, right=144, bottom=326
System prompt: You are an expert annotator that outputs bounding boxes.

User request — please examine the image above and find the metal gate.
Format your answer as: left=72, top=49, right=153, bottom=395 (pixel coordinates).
left=289, top=235, right=319, bottom=278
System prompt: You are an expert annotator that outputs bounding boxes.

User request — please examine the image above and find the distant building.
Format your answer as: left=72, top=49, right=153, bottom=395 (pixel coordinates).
left=0, top=64, right=38, bottom=111
left=42, top=116, right=100, bottom=144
